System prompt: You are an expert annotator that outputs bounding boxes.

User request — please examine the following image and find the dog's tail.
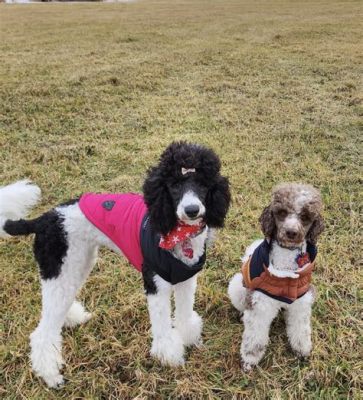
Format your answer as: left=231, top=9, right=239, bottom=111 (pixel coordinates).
left=0, top=180, right=41, bottom=238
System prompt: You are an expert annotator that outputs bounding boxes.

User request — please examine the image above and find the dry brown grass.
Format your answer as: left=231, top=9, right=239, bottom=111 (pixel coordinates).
left=0, top=0, right=362, bottom=398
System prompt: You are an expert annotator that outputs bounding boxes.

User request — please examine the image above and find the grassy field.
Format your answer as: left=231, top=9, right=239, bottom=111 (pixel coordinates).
left=0, top=0, right=362, bottom=398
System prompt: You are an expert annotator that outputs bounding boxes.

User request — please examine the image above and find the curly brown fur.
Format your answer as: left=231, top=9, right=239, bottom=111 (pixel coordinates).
left=259, top=205, right=275, bottom=238
left=259, top=183, right=324, bottom=247
left=306, top=214, right=325, bottom=245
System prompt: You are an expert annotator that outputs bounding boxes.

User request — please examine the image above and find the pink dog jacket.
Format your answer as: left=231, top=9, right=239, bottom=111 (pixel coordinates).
left=79, top=193, right=147, bottom=271
left=79, top=192, right=206, bottom=284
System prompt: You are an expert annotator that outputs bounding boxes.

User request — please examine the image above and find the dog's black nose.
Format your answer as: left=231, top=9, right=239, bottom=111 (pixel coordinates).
left=185, top=205, right=200, bottom=219
left=286, top=230, right=298, bottom=239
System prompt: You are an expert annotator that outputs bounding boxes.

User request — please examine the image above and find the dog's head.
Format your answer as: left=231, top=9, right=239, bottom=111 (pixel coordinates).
left=143, top=141, right=231, bottom=235
left=259, top=183, right=324, bottom=247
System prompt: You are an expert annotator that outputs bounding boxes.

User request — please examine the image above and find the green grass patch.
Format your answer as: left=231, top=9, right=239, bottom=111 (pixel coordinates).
left=0, top=0, right=362, bottom=398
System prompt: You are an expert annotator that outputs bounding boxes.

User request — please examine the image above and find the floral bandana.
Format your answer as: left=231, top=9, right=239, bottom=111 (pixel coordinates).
left=159, top=221, right=205, bottom=258
left=296, top=252, right=311, bottom=268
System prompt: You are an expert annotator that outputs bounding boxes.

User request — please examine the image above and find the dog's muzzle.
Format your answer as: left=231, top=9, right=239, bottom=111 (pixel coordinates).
left=177, top=191, right=206, bottom=222
left=184, top=204, right=200, bottom=219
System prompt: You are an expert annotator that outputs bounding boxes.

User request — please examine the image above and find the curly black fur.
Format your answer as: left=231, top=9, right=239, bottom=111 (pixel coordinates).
left=33, top=210, right=69, bottom=280
left=142, top=263, right=157, bottom=295
left=143, top=141, right=231, bottom=235
left=205, top=175, right=231, bottom=228
left=4, top=206, right=72, bottom=280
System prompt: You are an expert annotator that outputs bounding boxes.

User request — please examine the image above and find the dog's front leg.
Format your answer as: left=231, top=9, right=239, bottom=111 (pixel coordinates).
left=146, top=274, right=185, bottom=366
left=285, top=289, right=315, bottom=358
left=241, top=293, right=279, bottom=371
left=174, top=275, right=202, bottom=347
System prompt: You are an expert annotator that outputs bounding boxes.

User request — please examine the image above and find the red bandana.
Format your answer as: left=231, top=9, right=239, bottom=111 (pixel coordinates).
left=159, top=221, right=204, bottom=258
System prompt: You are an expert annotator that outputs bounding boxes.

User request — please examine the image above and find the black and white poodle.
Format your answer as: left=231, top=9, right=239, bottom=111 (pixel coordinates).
left=228, top=183, right=324, bottom=370
left=0, top=141, right=231, bottom=388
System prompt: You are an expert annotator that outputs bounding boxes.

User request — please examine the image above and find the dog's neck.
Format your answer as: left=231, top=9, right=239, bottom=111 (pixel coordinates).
left=171, top=227, right=208, bottom=266
left=268, top=239, right=307, bottom=277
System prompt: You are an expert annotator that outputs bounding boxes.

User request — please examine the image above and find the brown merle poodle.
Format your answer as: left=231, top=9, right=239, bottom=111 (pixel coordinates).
left=228, top=183, right=324, bottom=370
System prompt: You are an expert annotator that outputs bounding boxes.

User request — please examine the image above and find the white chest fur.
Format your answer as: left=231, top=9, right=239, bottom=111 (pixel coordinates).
left=268, top=240, right=307, bottom=278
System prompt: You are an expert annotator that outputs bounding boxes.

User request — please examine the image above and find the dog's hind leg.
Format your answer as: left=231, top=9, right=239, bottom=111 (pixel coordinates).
left=64, top=246, right=98, bottom=328
left=30, top=234, right=97, bottom=388
left=228, top=273, right=247, bottom=314
left=174, top=275, right=202, bottom=347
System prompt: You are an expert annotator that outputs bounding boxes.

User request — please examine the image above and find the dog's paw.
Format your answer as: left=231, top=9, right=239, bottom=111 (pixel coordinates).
left=150, top=329, right=185, bottom=367
left=241, top=361, right=254, bottom=372
left=31, top=351, right=65, bottom=389
left=64, top=301, right=92, bottom=328
left=290, top=338, right=312, bottom=360
left=175, top=311, right=203, bottom=347
left=42, top=373, right=65, bottom=389
left=30, top=329, right=65, bottom=388
left=293, top=346, right=312, bottom=360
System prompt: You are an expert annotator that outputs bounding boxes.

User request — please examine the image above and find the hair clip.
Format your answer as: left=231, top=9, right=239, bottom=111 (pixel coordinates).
left=181, top=168, right=196, bottom=175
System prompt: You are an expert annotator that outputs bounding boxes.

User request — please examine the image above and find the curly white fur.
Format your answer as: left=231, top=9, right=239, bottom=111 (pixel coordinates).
left=174, top=275, right=203, bottom=347
left=64, top=301, right=92, bottom=328
left=147, top=275, right=185, bottom=366
left=228, top=273, right=246, bottom=313
left=147, top=274, right=203, bottom=367
left=0, top=180, right=41, bottom=237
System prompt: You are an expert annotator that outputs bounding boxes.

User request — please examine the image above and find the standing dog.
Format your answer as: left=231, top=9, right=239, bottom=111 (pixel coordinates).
left=0, top=142, right=230, bottom=387
left=228, top=183, right=324, bottom=370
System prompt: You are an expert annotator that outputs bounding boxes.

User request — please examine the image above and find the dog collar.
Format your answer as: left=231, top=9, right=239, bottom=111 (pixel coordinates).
left=275, top=240, right=303, bottom=252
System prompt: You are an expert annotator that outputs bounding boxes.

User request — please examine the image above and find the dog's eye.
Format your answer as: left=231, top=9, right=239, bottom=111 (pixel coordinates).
left=300, top=212, right=311, bottom=224
left=275, top=209, right=287, bottom=219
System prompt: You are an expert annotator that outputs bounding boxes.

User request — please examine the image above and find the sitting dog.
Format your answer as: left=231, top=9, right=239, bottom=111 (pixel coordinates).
left=0, top=141, right=230, bottom=388
left=228, top=183, right=324, bottom=370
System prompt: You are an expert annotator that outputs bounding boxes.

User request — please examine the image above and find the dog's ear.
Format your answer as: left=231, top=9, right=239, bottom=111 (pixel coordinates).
left=306, top=213, right=325, bottom=245
left=142, top=166, right=177, bottom=235
left=205, top=176, right=231, bottom=228
left=259, top=205, right=275, bottom=238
